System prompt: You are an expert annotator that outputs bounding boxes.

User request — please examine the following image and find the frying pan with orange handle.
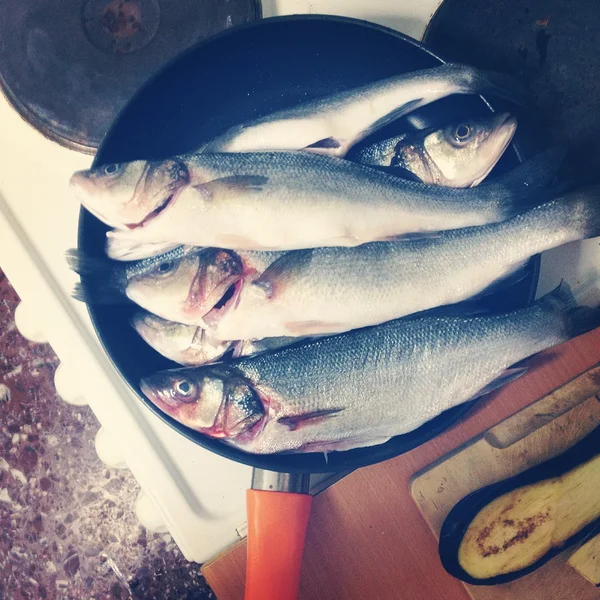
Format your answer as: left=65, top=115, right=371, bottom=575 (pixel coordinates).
left=78, top=16, right=542, bottom=599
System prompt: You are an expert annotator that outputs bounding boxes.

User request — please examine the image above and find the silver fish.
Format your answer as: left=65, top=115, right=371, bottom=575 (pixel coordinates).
left=355, top=113, right=517, bottom=187
left=140, top=283, right=599, bottom=454
left=68, top=246, right=246, bottom=323
left=132, top=309, right=304, bottom=366
left=68, top=246, right=282, bottom=325
left=202, top=63, right=527, bottom=157
left=203, top=185, right=600, bottom=340
left=132, top=311, right=233, bottom=365
left=73, top=149, right=555, bottom=253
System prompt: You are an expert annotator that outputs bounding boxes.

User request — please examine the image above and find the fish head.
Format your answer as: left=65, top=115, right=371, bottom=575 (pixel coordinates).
left=395, top=113, right=517, bottom=188
left=70, top=159, right=190, bottom=228
left=126, top=248, right=244, bottom=322
left=140, top=367, right=265, bottom=437
left=131, top=311, right=232, bottom=365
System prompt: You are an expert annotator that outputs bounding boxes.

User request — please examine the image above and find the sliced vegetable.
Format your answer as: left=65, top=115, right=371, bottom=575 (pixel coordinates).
left=439, top=426, right=600, bottom=584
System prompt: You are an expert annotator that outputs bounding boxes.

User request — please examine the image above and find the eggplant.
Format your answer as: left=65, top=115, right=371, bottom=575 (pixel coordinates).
left=439, top=425, right=600, bottom=585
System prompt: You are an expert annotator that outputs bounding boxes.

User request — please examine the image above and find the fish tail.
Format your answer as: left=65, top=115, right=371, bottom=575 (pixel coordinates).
left=449, top=63, right=532, bottom=106
left=486, top=146, right=568, bottom=219
left=571, top=186, right=600, bottom=240
left=66, top=249, right=127, bottom=304
left=541, top=281, right=600, bottom=339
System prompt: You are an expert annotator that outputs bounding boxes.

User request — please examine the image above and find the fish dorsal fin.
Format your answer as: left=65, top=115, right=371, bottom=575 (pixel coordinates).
left=278, top=408, right=344, bottom=431
left=356, top=98, right=424, bottom=143
left=252, top=249, right=314, bottom=299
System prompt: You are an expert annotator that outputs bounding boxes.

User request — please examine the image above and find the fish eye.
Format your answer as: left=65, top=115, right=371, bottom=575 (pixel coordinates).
left=155, top=260, right=175, bottom=275
left=454, top=125, right=472, bottom=142
left=103, top=163, right=121, bottom=175
left=174, top=378, right=195, bottom=398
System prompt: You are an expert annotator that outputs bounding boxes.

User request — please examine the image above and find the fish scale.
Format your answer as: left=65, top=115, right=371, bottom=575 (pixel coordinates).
left=140, top=283, right=594, bottom=454
left=73, top=146, right=558, bottom=255
left=209, top=186, right=600, bottom=340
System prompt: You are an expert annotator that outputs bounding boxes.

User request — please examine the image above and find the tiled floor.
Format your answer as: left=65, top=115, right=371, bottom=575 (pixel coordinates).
left=0, top=270, right=214, bottom=600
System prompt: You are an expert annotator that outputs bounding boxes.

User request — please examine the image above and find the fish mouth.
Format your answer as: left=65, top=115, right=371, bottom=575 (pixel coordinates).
left=140, top=378, right=175, bottom=411
left=469, top=113, right=517, bottom=187
left=493, top=112, right=517, bottom=130
left=130, top=312, right=164, bottom=344
left=185, top=272, right=243, bottom=321
left=492, top=113, right=517, bottom=158
left=490, top=113, right=517, bottom=148
left=127, top=190, right=178, bottom=229
left=79, top=198, right=124, bottom=229
left=72, top=175, right=122, bottom=228
left=203, top=279, right=244, bottom=328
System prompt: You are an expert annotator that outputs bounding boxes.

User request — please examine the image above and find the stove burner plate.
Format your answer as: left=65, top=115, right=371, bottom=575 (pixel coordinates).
left=424, top=0, right=600, bottom=185
left=0, top=0, right=261, bottom=152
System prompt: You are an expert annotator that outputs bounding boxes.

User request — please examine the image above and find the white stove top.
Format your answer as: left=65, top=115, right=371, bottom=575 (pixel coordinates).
left=1, top=0, right=598, bottom=563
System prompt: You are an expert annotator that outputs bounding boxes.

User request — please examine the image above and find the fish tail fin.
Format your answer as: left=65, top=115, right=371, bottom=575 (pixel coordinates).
left=567, top=185, right=600, bottom=240
left=486, top=146, right=568, bottom=219
left=541, top=281, right=600, bottom=339
left=66, top=248, right=127, bottom=304
left=450, top=63, right=533, bottom=106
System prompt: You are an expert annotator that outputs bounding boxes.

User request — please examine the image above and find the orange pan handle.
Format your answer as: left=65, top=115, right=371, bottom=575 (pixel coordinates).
left=245, top=470, right=313, bottom=600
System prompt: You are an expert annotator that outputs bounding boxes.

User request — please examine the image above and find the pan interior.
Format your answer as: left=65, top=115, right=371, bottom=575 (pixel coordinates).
left=78, top=16, right=541, bottom=473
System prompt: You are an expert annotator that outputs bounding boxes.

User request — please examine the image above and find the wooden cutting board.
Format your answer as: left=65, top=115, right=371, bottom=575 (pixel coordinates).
left=411, top=366, right=600, bottom=600
left=203, top=332, right=600, bottom=600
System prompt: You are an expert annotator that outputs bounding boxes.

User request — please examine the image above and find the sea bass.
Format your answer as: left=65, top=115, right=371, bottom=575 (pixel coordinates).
left=102, top=114, right=515, bottom=261
left=132, top=310, right=303, bottom=366
left=140, top=283, right=599, bottom=454
left=355, top=113, right=517, bottom=187
left=72, top=149, right=557, bottom=253
left=68, top=246, right=282, bottom=325
left=203, top=186, right=600, bottom=340
left=201, top=63, right=527, bottom=157
left=132, top=311, right=232, bottom=365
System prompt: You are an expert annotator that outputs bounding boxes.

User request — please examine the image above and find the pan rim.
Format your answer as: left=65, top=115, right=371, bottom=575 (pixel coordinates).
left=78, top=14, right=540, bottom=473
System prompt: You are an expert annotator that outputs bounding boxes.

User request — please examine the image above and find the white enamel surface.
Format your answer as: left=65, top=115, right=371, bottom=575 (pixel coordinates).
left=94, top=427, right=128, bottom=469
left=14, top=301, right=49, bottom=343
left=0, top=0, right=594, bottom=564
left=135, top=491, right=170, bottom=533
left=54, top=363, right=89, bottom=406
left=261, top=0, right=445, bottom=41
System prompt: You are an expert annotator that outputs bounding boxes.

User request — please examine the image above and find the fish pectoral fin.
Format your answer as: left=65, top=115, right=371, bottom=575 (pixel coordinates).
left=379, top=231, right=443, bottom=242
left=299, top=436, right=392, bottom=453
left=252, top=249, right=314, bottom=298
left=384, top=165, right=424, bottom=183
left=304, top=137, right=342, bottom=150
left=469, top=367, right=529, bottom=400
left=195, top=175, right=269, bottom=197
left=278, top=408, right=344, bottom=432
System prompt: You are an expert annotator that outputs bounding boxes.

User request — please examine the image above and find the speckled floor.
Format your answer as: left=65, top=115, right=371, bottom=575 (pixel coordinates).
left=0, top=269, right=214, bottom=600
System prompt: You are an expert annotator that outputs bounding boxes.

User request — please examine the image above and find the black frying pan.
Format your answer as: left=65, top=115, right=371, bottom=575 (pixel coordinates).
left=77, top=16, right=542, bottom=598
